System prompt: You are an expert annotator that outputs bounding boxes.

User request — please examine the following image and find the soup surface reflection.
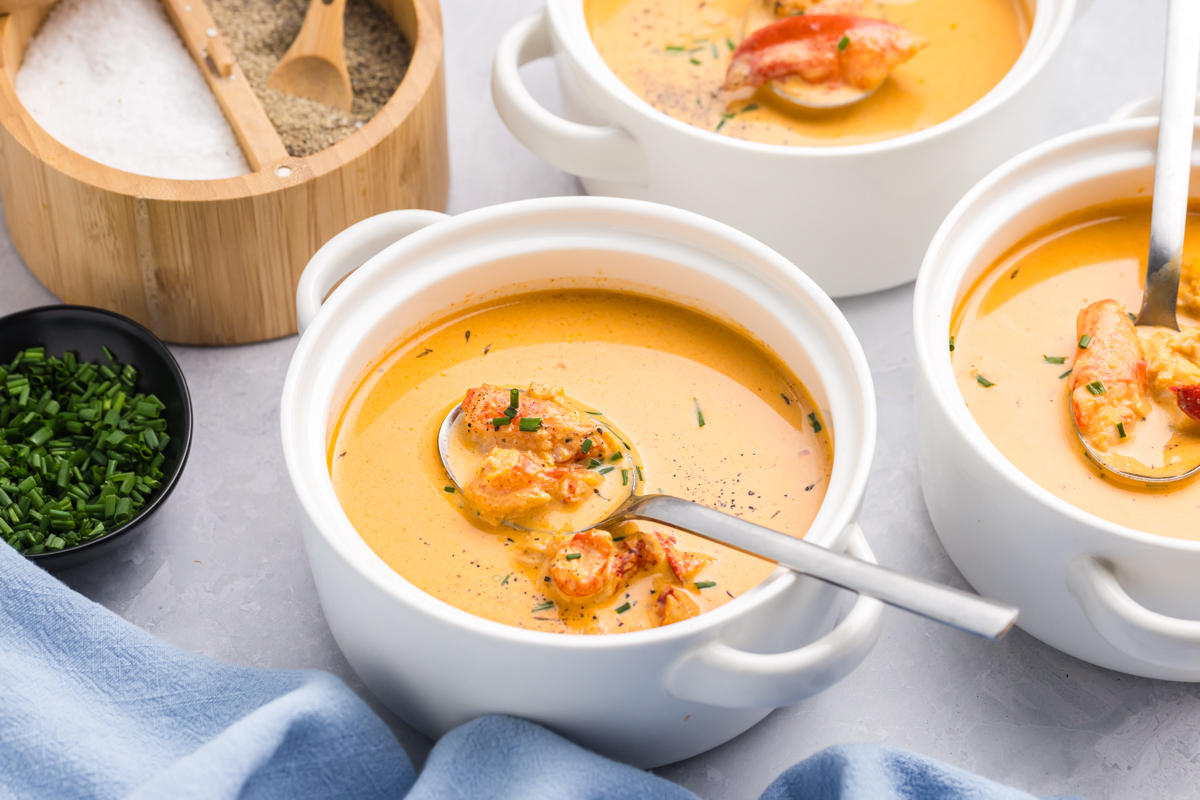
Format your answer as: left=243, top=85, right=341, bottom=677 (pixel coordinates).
left=331, top=289, right=832, bottom=633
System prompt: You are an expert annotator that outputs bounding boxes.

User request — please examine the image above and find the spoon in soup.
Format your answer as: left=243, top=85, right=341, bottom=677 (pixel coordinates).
left=1071, top=0, right=1200, bottom=485
left=438, top=393, right=1018, bottom=641
left=728, top=0, right=925, bottom=111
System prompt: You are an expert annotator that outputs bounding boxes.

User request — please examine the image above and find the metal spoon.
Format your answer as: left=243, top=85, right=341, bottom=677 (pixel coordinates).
left=1075, top=0, right=1200, bottom=484
left=438, top=400, right=1018, bottom=640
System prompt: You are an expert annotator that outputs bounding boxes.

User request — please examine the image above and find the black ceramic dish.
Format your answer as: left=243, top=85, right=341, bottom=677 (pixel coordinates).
left=0, top=306, right=192, bottom=571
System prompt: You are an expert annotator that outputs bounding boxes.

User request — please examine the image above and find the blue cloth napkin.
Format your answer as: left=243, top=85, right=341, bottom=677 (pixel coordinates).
left=0, top=543, right=1078, bottom=800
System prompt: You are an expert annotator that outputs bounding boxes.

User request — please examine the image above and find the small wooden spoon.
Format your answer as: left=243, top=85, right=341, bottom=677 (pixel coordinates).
left=267, top=0, right=353, bottom=112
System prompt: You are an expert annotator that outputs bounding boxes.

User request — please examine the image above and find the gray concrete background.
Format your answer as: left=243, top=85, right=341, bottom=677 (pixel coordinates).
left=2, top=1, right=1195, bottom=797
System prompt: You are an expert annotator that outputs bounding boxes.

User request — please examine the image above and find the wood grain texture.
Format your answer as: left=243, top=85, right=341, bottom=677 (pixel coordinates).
left=0, top=0, right=448, bottom=344
left=161, top=0, right=289, bottom=170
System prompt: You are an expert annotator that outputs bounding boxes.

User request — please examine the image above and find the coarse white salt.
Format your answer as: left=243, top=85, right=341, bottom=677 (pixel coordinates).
left=16, top=0, right=249, bottom=180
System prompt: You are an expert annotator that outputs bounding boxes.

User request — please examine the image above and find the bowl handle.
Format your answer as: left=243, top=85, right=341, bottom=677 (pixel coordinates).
left=1067, top=554, right=1200, bottom=670
left=492, top=10, right=648, bottom=186
left=1108, top=94, right=1200, bottom=122
left=296, top=210, right=449, bottom=334
left=665, top=525, right=884, bottom=710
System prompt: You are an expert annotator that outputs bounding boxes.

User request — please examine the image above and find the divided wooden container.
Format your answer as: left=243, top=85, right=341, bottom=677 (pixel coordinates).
left=0, top=0, right=448, bottom=344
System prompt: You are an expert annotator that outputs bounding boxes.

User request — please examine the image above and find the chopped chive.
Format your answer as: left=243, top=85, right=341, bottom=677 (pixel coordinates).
left=443, top=486, right=456, bottom=493
left=616, top=602, right=632, bottom=614
left=1128, top=312, right=1137, bottom=322
left=509, top=388, right=519, bottom=409
left=518, top=417, right=543, bottom=432
left=1059, top=368, right=1072, bottom=380
left=608, top=452, right=623, bottom=463
left=837, top=35, right=850, bottom=50
left=1086, top=380, right=1106, bottom=396
left=598, top=466, right=615, bottom=475
left=533, top=601, right=555, bottom=612
left=586, top=410, right=603, bottom=416
left=416, top=348, right=433, bottom=358
left=102, top=346, right=116, bottom=362
left=621, top=469, right=629, bottom=486
left=636, top=466, right=644, bottom=481
left=712, top=43, right=718, bottom=58
left=689, top=57, right=702, bottom=65
left=1078, top=334, right=1092, bottom=349
left=726, top=38, right=735, bottom=51
left=695, top=581, right=717, bottom=589
left=976, top=374, right=995, bottom=388
left=949, top=335, right=956, bottom=352
left=581, top=438, right=593, bottom=454
left=808, top=412, right=822, bottom=433
left=694, top=398, right=706, bottom=427
left=665, top=45, right=685, bottom=51
left=501, top=574, right=509, bottom=585
left=742, top=103, right=758, bottom=113
left=715, top=119, right=727, bottom=132
left=1043, top=355, right=1066, bottom=364
left=491, top=416, right=512, bottom=427
left=1117, top=422, right=1127, bottom=439
left=612, top=535, right=627, bottom=542
left=588, top=458, right=601, bottom=469
left=565, top=552, right=582, bottom=561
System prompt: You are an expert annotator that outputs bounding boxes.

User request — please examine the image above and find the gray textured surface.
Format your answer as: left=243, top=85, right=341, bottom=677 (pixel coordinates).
left=2, top=0, right=1196, bottom=797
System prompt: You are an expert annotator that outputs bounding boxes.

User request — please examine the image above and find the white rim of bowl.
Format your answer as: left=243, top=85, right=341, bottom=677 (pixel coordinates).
left=915, top=116, right=1200, bottom=555
left=283, top=196, right=878, bottom=649
left=549, top=0, right=1073, bottom=158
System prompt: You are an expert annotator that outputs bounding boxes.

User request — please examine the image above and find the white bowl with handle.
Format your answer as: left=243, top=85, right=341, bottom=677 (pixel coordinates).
left=280, top=196, right=884, bottom=766
left=491, top=0, right=1091, bottom=298
left=914, top=102, right=1200, bottom=681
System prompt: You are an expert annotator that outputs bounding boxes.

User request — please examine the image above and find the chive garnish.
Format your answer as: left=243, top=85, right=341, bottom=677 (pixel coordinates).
left=586, top=410, right=603, bottom=416
left=689, top=57, right=702, bottom=65
left=588, top=458, right=601, bottom=469
left=1117, top=422, right=1127, bottom=438
left=695, top=581, right=716, bottom=589
left=1043, top=355, right=1065, bottom=364
left=416, top=348, right=433, bottom=358
left=742, top=103, right=758, bottom=113
left=1128, top=312, right=1137, bottom=322
left=509, top=388, right=519, bottom=409
left=665, top=45, right=685, bottom=51
left=598, top=466, right=615, bottom=475
left=949, top=335, right=956, bottom=352
left=1078, top=334, right=1092, bottom=349
left=616, top=602, right=632, bottom=614
left=443, top=486, right=456, bottom=493
left=0, top=346, right=170, bottom=555
left=837, top=35, right=850, bottom=50
left=532, top=601, right=555, bottom=612
left=808, top=412, right=822, bottom=433
left=518, top=417, right=543, bottom=432
left=621, top=469, right=629, bottom=486
left=565, top=552, right=582, bottom=561
left=726, top=38, right=735, bottom=51
left=491, top=416, right=512, bottom=427
left=694, top=398, right=706, bottom=427
left=715, top=119, right=727, bottom=132
left=636, top=466, right=644, bottom=481
left=1059, top=368, right=1072, bottom=380
left=1086, top=380, right=1106, bottom=396
left=608, top=452, right=622, bottom=463
left=976, top=374, right=995, bottom=388
left=581, top=438, right=593, bottom=454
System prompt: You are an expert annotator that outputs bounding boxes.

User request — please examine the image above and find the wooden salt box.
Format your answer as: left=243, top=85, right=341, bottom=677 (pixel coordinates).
left=0, top=0, right=448, bottom=344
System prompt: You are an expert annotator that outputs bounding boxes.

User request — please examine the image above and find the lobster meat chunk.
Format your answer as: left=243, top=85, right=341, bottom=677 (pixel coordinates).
left=723, top=15, right=927, bottom=94
left=1070, top=300, right=1152, bottom=451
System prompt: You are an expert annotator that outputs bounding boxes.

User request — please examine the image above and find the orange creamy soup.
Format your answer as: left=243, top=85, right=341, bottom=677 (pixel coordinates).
left=330, top=289, right=832, bottom=634
left=585, top=0, right=1030, bottom=146
left=952, top=200, right=1200, bottom=540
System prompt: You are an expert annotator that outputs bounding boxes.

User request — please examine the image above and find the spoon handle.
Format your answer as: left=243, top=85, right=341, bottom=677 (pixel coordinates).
left=617, top=495, right=1018, bottom=640
left=1136, top=0, right=1200, bottom=330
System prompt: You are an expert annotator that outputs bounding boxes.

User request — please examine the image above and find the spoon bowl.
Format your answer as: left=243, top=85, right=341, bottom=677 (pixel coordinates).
left=437, top=394, right=1018, bottom=640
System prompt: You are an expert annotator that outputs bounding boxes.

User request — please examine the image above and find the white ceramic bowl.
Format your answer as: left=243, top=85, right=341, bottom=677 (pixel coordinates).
left=281, top=197, right=885, bottom=766
left=491, top=0, right=1090, bottom=298
left=914, top=105, right=1200, bottom=681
